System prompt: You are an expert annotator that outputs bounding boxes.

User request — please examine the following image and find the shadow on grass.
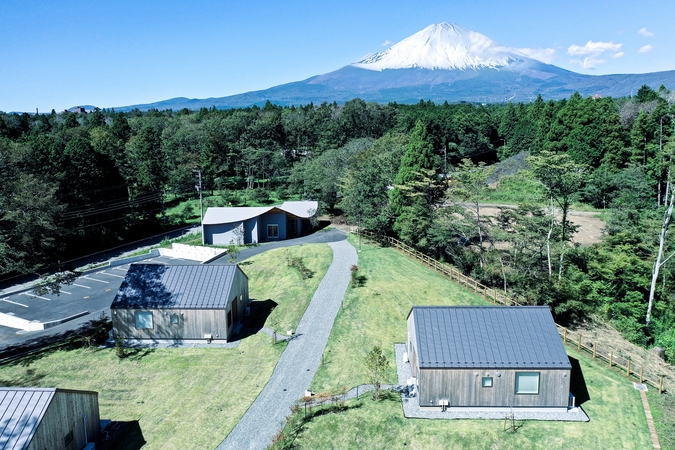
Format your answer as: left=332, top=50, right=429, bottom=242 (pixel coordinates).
left=232, top=299, right=278, bottom=341
left=99, top=420, right=146, bottom=450
left=0, top=316, right=111, bottom=366
left=569, top=356, right=590, bottom=406
left=121, top=347, right=156, bottom=360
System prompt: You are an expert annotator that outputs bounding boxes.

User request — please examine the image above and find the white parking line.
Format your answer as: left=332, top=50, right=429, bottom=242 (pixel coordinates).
left=100, top=272, right=125, bottom=278
left=60, top=290, right=72, bottom=295
left=72, top=283, right=91, bottom=289
left=20, top=293, right=50, bottom=301
left=113, top=266, right=129, bottom=271
left=1, top=298, right=29, bottom=308
left=83, top=276, right=109, bottom=284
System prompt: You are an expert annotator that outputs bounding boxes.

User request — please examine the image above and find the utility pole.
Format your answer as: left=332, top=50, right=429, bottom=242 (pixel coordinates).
left=193, top=169, right=204, bottom=244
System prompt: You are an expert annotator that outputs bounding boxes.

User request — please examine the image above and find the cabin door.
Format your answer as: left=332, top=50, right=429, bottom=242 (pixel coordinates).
left=232, top=297, right=239, bottom=322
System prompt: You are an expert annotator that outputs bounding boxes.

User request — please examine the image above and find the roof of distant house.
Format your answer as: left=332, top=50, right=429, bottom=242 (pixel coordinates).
left=409, top=306, right=571, bottom=369
left=111, top=264, right=245, bottom=310
left=0, top=388, right=97, bottom=449
left=203, top=201, right=318, bottom=225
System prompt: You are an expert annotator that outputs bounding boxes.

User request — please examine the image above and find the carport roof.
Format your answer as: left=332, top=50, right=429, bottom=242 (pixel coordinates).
left=409, top=306, right=571, bottom=369
left=111, top=264, right=245, bottom=309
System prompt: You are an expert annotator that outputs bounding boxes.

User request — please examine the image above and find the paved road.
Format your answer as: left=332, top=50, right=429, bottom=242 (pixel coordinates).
left=217, top=237, right=358, bottom=450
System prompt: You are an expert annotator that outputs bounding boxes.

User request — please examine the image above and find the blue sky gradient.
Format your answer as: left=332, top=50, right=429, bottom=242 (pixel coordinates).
left=1, top=0, right=673, bottom=112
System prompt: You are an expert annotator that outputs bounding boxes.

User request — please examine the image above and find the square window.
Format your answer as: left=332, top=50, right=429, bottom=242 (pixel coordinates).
left=170, top=314, right=179, bottom=324
left=135, top=311, right=154, bottom=329
left=482, top=376, right=493, bottom=388
left=267, top=224, right=279, bottom=238
left=64, top=430, right=74, bottom=447
left=515, top=372, right=540, bottom=394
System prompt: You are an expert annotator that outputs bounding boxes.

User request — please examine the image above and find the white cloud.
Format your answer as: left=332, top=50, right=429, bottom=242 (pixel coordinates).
left=570, top=57, right=607, bottom=69
left=516, top=47, right=557, bottom=64
left=639, top=44, right=653, bottom=53
left=567, top=40, right=622, bottom=56
left=381, top=40, right=393, bottom=47
left=639, top=27, right=654, bottom=37
left=567, top=41, right=623, bottom=68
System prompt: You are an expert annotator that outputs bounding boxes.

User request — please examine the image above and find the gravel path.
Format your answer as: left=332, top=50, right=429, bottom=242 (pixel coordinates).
left=216, top=237, right=358, bottom=450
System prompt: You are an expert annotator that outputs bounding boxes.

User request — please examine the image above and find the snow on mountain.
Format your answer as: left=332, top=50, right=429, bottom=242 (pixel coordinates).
left=352, top=22, right=531, bottom=71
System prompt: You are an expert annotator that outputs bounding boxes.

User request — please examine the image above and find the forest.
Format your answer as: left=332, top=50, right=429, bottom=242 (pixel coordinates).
left=1, top=85, right=675, bottom=358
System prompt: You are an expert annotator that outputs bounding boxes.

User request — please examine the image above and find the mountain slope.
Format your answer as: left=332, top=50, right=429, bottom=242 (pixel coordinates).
left=114, top=23, right=675, bottom=111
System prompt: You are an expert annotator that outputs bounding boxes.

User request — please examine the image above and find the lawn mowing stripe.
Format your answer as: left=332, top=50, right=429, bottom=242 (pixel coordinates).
left=1, top=298, right=29, bottom=308
left=72, top=283, right=91, bottom=289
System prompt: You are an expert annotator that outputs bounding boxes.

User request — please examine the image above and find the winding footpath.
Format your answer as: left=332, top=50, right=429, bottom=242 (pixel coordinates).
left=217, top=238, right=358, bottom=450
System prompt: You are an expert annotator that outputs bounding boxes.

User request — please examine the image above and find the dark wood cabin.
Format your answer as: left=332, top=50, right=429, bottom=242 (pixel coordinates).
left=0, top=387, right=100, bottom=450
left=407, top=306, right=571, bottom=412
left=111, top=264, right=249, bottom=343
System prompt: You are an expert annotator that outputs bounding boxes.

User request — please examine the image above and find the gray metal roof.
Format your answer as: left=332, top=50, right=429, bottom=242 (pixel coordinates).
left=111, top=264, right=245, bottom=310
left=203, top=201, right=318, bottom=225
left=0, top=388, right=55, bottom=450
left=410, top=306, right=571, bottom=369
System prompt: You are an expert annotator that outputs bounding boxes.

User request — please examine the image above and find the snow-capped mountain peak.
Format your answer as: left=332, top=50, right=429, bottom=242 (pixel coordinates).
left=352, top=22, right=530, bottom=71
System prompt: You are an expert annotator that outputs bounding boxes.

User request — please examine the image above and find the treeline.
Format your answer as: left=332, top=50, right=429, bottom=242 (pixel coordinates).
left=2, top=86, right=675, bottom=356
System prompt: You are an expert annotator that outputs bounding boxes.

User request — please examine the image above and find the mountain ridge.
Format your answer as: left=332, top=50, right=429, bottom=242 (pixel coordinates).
left=109, top=23, right=675, bottom=111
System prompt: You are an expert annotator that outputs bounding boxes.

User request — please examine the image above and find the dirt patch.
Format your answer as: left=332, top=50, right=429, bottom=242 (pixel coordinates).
left=477, top=204, right=605, bottom=246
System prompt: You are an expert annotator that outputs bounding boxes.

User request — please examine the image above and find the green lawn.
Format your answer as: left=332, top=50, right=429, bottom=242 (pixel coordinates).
left=0, top=243, right=333, bottom=450
left=286, top=347, right=651, bottom=450
left=311, top=237, right=488, bottom=393
left=301, top=237, right=654, bottom=449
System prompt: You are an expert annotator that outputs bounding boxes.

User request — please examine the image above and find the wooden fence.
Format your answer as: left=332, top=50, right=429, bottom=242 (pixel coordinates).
left=360, top=230, right=668, bottom=394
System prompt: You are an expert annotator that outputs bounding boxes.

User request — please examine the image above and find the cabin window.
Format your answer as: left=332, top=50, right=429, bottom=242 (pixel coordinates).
left=267, top=224, right=279, bottom=238
left=63, top=429, right=74, bottom=447
left=135, top=311, right=154, bottom=329
left=170, top=314, right=180, bottom=324
left=515, top=372, right=540, bottom=394
left=482, top=376, right=493, bottom=388
left=228, top=308, right=233, bottom=328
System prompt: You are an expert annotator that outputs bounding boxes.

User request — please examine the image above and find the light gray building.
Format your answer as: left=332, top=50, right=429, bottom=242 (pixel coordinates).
left=0, top=387, right=100, bottom=450
left=202, top=201, right=318, bottom=245
left=111, top=264, right=249, bottom=343
left=407, top=306, right=572, bottom=412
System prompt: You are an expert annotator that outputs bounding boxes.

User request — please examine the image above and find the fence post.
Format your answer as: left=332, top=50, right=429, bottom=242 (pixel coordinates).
left=609, top=352, right=613, bottom=368
left=577, top=334, right=581, bottom=351
left=593, top=342, right=596, bottom=359
left=640, top=366, right=643, bottom=384
left=563, top=328, right=567, bottom=344
left=660, top=376, right=664, bottom=394
left=627, top=360, right=631, bottom=377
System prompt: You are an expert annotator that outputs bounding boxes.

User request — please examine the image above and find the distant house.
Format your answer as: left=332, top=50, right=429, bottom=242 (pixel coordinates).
left=111, top=264, right=249, bottom=343
left=407, top=306, right=572, bottom=412
left=0, top=387, right=100, bottom=450
left=202, top=201, right=318, bottom=245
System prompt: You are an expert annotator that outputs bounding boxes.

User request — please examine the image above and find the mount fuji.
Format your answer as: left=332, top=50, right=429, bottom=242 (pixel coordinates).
left=116, top=23, right=675, bottom=111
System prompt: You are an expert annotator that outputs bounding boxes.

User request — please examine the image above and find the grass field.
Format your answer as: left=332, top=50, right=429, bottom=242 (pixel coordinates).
left=311, top=237, right=488, bottom=393
left=0, top=243, right=333, bottom=450
left=285, top=347, right=651, bottom=450
left=302, top=237, right=656, bottom=449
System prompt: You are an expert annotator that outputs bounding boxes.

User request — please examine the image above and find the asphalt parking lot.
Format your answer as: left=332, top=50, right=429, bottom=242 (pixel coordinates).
left=0, top=255, right=198, bottom=350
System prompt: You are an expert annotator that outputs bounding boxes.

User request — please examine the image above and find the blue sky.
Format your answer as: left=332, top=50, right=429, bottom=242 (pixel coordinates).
left=1, top=0, right=674, bottom=112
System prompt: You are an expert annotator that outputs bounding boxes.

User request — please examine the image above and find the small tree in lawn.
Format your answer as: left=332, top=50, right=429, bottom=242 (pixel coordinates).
left=364, top=345, right=389, bottom=401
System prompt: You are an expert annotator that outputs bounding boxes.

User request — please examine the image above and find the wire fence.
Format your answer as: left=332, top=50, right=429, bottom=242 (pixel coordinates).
left=360, top=230, right=668, bottom=394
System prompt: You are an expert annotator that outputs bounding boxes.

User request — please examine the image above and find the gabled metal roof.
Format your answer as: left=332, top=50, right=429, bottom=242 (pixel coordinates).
left=0, top=388, right=55, bottom=450
left=110, top=264, right=245, bottom=310
left=202, top=201, right=318, bottom=225
left=410, top=306, right=571, bottom=369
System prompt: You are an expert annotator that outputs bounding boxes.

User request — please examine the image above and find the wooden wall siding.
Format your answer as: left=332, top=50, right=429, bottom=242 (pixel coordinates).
left=407, top=314, right=419, bottom=376
left=29, top=391, right=99, bottom=450
left=418, top=368, right=570, bottom=408
left=113, top=308, right=230, bottom=340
